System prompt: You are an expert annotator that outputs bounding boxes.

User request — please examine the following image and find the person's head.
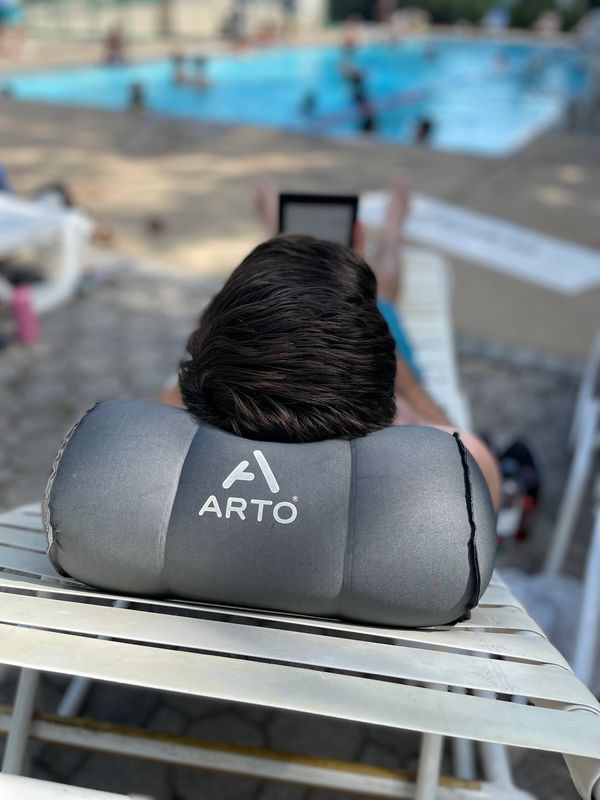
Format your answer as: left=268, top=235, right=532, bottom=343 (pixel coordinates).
left=180, top=235, right=396, bottom=443
left=415, top=117, right=433, bottom=144
left=107, top=24, right=123, bottom=44
left=129, top=82, right=145, bottom=110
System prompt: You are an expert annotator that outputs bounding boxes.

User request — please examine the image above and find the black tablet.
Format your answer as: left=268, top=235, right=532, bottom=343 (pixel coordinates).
left=278, top=192, right=359, bottom=248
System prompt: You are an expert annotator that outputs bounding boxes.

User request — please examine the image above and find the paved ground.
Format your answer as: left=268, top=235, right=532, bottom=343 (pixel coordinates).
left=0, top=98, right=599, bottom=357
left=0, top=260, right=594, bottom=800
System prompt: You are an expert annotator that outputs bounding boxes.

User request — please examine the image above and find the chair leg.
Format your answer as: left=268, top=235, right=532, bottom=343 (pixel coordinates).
left=57, top=677, right=93, bottom=718
left=544, top=402, right=599, bottom=575
left=572, top=485, right=600, bottom=685
left=1, top=668, right=40, bottom=775
left=475, top=681, right=519, bottom=794
left=450, top=687, right=476, bottom=780
left=451, top=736, right=476, bottom=781
left=564, top=717, right=600, bottom=800
left=415, top=733, right=444, bottom=800
left=569, top=331, right=600, bottom=451
left=478, top=741, right=514, bottom=788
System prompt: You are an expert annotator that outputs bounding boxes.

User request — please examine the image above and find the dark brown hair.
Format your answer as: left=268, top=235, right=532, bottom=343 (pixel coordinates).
left=179, top=235, right=396, bottom=442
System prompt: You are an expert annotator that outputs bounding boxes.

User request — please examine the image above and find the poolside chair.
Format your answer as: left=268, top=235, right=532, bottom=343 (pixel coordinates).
left=0, top=192, right=92, bottom=316
left=568, top=331, right=600, bottom=452
left=542, top=332, right=600, bottom=687
left=545, top=331, right=600, bottom=578
left=361, top=191, right=600, bottom=296
left=0, top=773, right=152, bottom=799
left=504, top=328, right=599, bottom=691
left=400, top=246, right=471, bottom=430
left=572, top=477, right=600, bottom=686
left=1, top=504, right=600, bottom=799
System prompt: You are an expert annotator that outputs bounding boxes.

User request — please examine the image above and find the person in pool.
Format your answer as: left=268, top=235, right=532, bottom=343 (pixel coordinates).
left=103, top=24, right=126, bottom=65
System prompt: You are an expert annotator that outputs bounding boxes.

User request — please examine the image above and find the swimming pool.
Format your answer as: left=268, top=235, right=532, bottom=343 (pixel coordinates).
left=7, top=39, right=589, bottom=157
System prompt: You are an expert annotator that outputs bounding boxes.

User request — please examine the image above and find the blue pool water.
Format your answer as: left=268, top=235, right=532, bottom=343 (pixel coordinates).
left=6, top=39, right=589, bottom=156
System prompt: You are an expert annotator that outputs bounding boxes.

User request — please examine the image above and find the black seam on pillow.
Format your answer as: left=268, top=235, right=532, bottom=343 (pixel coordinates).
left=339, top=438, right=357, bottom=618
left=452, top=431, right=482, bottom=622
left=43, top=402, right=101, bottom=577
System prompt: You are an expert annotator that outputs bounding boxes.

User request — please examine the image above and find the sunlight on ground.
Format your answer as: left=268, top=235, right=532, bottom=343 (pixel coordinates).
left=556, top=165, right=586, bottom=185
left=534, top=184, right=577, bottom=208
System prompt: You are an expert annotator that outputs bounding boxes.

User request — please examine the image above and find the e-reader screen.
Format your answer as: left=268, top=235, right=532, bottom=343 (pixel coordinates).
left=278, top=193, right=358, bottom=248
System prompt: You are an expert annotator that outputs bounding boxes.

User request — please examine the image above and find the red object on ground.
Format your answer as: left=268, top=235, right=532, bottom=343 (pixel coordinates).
left=517, top=494, right=537, bottom=540
left=11, top=285, right=39, bottom=345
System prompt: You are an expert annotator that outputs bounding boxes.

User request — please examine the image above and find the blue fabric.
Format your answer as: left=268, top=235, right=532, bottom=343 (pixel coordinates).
left=0, top=3, right=22, bottom=24
left=377, top=299, right=422, bottom=380
left=0, top=164, right=11, bottom=193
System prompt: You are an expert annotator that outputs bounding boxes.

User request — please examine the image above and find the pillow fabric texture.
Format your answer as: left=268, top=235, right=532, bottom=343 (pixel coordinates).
left=44, top=399, right=496, bottom=627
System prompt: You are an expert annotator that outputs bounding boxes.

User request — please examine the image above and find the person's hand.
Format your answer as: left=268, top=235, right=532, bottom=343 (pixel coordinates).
left=353, top=220, right=366, bottom=256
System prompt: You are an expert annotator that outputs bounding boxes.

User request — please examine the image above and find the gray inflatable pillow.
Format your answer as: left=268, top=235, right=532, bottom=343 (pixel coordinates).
left=44, top=400, right=496, bottom=627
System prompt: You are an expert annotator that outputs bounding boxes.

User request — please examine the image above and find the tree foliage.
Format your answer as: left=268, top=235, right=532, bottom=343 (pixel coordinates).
left=328, top=0, right=591, bottom=29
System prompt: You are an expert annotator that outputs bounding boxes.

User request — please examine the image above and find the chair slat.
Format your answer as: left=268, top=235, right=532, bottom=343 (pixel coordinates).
left=16, top=503, right=43, bottom=515
left=0, top=550, right=532, bottom=632
left=0, top=773, right=135, bottom=800
left=0, top=528, right=47, bottom=552
left=454, top=605, right=544, bottom=634
left=0, top=547, right=60, bottom=578
left=478, top=584, right=523, bottom=607
left=1, top=624, right=599, bottom=759
left=0, top=574, right=569, bottom=667
left=0, top=508, right=45, bottom=532
left=0, top=539, right=521, bottom=608
left=0, top=592, right=591, bottom=708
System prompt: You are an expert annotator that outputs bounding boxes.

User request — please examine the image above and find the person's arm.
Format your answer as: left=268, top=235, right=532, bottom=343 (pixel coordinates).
left=395, top=357, right=451, bottom=426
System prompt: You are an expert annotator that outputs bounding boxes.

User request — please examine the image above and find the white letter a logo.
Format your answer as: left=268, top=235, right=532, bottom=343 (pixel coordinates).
left=222, top=450, right=280, bottom=494
left=222, top=460, right=254, bottom=489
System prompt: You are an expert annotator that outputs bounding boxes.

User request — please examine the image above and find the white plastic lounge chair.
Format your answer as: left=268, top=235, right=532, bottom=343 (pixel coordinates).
left=400, top=247, right=472, bottom=429
left=0, top=505, right=600, bottom=799
left=545, top=403, right=599, bottom=578
left=545, top=331, right=600, bottom=578
left=571, top=478, right=600, bottom=686
left=360, top=191, right=600, bottom=295
left=543, top=332, right=600, bottom=686
left=569, top=331, right=600, bottom=451
left=0, top=773, right=152, bottom=799
left=0, top=192, right=92, bottom=315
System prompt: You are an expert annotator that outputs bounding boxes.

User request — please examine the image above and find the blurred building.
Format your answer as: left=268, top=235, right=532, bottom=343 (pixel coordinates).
left=23, top=0, right=328, bottom=42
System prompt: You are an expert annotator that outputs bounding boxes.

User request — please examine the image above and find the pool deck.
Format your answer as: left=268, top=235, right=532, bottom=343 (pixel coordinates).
left=1, top=91, right=598, bottom=358
left=1, top=33, right=599, bottom=800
